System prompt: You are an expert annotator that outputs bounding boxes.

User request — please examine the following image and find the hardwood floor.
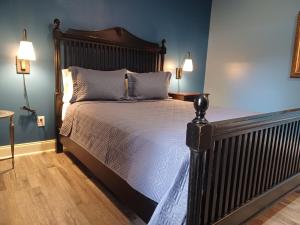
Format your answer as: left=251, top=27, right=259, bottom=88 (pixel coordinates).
left=0, top=151, right=144, bottom=225
left=247, top=187, right=300, bottom=225
left=0, top=151, right=299, bottom=225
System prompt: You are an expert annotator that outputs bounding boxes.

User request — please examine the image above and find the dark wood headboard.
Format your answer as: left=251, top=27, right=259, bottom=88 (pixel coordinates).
left=53, top=18, right=167, bottom=151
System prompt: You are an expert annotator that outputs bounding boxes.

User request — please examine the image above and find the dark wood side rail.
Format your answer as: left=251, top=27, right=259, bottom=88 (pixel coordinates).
left=186, top=95, right=300, bottom=225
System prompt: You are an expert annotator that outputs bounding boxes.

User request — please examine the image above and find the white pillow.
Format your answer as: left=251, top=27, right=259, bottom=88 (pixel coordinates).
left=61, top=102, right=70, bottom=121
left=62, top=69, right=74, bottom=103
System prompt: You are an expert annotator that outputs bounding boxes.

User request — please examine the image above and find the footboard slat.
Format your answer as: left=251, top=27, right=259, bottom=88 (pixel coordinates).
left=235, top=134, right=247, bottom=207
left=249, top=130, right=260, bottom=199
left=284, top=123, right=296, bottom=180
left=229, top=135, right=241, bottom=211
left=295, top=126, right=300, bottom=172
left=210, top=141, right=223, bottom=222
left=246, top=131, right=261, bottom=199
left=269, top=126, right=281, bottom=188
left=280, top=123, right=292, bottom=182
left=265, top=127, right=275, bottom=190
left=273, top=125, right=285, bottom=186
left=292, top=122, right=300, bottom=173
left=225, top=137, right=236, bottom=214
left=256, top=128, right=268, bottom=196
left=278, top=123, right=293, bottom=183
left=261, top=128, right=272, bottom=193
left=241, top=132, right=253, bottom=204
left=186, top=96, right=300, bottom=225
left=217, top=138, right=229, bottom=219
left=290, top=122, right=299, bottom=175
left=203, top=144, right=215, bottom=225
left=291, top=122, right=299, bottom=174
left=283, top=123, right=292, bottom=180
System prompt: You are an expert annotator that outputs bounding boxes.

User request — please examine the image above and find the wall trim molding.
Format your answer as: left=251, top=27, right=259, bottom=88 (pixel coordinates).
left=0, top=139, right=55, bottom=159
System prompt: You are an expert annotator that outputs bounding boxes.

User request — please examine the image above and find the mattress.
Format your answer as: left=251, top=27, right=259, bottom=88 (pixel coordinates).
left=61, top=99, right=255, bottom=224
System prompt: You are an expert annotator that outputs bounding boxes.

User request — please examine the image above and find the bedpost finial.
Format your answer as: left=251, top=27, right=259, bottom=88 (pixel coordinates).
left=53, top=18, right=61, bottom=30
left=192, top=93, right=210, bottom=124
left=161, top=39, right=166, bottom=54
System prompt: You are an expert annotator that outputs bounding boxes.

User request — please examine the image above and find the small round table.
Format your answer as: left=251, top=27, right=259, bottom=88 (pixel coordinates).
left=0, top=110, right=15, bottom=167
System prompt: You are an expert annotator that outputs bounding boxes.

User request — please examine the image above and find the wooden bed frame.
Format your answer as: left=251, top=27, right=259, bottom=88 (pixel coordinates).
left=53, top=18, right=300, bottom=224
left=53, top=18, right=165, bottom=221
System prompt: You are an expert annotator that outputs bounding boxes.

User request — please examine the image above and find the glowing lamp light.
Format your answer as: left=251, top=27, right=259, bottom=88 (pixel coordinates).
left=182, top=58, right=193, bottom=72
left=17, top=41, right=36, bottom=61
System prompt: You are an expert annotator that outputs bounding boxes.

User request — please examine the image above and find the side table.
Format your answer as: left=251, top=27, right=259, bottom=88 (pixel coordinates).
left=0, top=110, right=15, bottom=168
left=168, top=92, right=200, bottom=102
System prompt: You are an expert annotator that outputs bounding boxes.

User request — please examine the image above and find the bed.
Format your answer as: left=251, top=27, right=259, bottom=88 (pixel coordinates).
left=53, top=19, right=300, bottom=225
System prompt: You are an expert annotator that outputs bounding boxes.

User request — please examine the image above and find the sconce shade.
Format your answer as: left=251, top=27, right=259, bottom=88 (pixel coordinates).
left=17, top=41, right=36, bottom=61
left=183, top=58, right=193, bottom=72
left=176, top=52, right=194, bottom=80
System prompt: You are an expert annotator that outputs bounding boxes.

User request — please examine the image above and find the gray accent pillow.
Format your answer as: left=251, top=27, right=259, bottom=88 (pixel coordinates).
left=127, top=72, right=172, bottom=100
left=69, top=67, right=127, bottom=101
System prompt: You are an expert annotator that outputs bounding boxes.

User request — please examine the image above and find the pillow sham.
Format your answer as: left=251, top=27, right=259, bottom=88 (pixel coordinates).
left=75, top=67, right=127, bottom=101
left=127, top=72, right=172, bottom=100
left=63, top=67, right=127, bottom=102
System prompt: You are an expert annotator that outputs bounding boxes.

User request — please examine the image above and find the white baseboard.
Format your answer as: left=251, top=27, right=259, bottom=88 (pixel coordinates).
left=0, top=139, right=55, bottom=159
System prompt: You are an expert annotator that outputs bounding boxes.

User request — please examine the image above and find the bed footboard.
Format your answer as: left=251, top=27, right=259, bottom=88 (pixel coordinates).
left=186, top=95, right=300, bottom=225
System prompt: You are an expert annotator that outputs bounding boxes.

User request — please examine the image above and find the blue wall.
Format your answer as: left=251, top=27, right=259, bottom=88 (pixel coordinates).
left=0, top=0, right=211, bottom=145
left=205, top=0, right=300, bottom=112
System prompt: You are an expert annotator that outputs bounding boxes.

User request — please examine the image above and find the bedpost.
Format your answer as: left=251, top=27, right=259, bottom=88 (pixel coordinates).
left=53, top=18, right=63, bottom=153
left=160, top=39, right=166, bottom=71
left=186, top=94, right=214, bottom=225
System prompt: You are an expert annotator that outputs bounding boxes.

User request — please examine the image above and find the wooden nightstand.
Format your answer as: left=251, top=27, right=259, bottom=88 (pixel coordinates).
left=168, top=92, right=200, bottom=102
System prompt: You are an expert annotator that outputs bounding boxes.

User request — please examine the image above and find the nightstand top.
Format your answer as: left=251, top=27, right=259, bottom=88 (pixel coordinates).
left=169, top=92, right=200, bottom=96
left=0, top=110, right=14, bottom=118
left=168, top=92, right=200, bottom=102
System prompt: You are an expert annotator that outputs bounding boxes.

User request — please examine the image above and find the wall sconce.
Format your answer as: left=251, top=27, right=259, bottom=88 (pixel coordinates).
left=16, top=29, right=36, bottom=114
left=176, top=52, right=193, bottom=80
left=16, top=29, right=36, bottom=74
left=175, top=52, right=194, bottom=92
